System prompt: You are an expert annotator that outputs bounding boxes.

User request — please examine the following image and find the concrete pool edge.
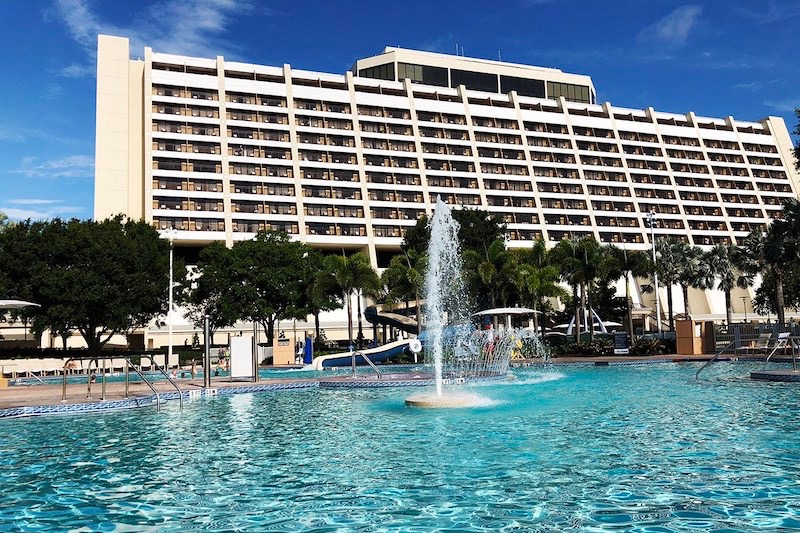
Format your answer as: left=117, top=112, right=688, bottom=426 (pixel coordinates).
left=0, top=355, right=779, bottom=419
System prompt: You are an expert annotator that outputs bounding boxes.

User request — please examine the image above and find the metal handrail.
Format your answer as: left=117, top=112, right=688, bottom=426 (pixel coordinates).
left=764, top=336, right=796, bottom=369
left=695, top=340, right=736, bottom=380
left=143, top=354, right=183, bottom=411
left=351, top=351, right=383, bottom=379
left=61, top=354, right=184, bottom=411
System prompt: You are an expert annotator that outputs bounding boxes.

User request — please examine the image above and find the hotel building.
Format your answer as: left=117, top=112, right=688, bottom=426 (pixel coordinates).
left=95, top=34, right=799, bottom=324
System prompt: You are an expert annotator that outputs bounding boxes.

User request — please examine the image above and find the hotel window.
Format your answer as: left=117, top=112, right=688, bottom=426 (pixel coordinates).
left=359, top=63, right=395, bottom=81
left=500, top=75, right=545, bottom=98
left=397, top=63, right=448, bottom=87
left=546, top=82, right=591, bottom=103
left=451, top=69, right=497, bottom=93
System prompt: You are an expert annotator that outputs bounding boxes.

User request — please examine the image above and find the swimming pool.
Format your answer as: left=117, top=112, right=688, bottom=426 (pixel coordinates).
left=2, top=361, right=799, bottom=531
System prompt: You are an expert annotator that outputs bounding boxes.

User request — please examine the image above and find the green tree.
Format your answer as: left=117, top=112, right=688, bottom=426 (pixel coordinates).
left=703, top=243, right=753, bottom=325
left=675, top=244, right=708, bottom=319
left=178, top=241, right=239, bottom=343
left=511, top=240, right=568, bottom=336
left=381, top=250, right=426, bottom=328
left=316, top=252, right=381, bottom=346
left=655, top=238, right=689, bottom=332
left=739, top=199, right=800, bottom=324
left=463, top=238, right=517, bottom=309
left=402, top=207, right=506, bottom=255
left=0, top=217, right=171, bottom=357
left=551, top=238, right=586, bottom=342
left=606, top=246, right=651, bottom=336
left=227, top=231, right=311, bottom=346
left=303, top=249, right=341, bottom=343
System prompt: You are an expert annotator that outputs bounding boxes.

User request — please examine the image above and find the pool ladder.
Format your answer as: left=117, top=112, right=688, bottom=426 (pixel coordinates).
left=695, top=335, right=798, bottom=379
left=351, top=351, right=382, bottom=379
left=62, top=355, right=183, bottom=412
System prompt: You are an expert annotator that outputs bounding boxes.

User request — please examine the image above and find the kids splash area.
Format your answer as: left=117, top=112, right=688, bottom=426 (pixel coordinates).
left=3, top=201, right=800, bottom=530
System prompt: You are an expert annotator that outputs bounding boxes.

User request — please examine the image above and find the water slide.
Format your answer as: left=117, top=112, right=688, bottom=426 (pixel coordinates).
left=310, top=339, right=412, bottom=370
left=364, top=306, right=418, bottom=334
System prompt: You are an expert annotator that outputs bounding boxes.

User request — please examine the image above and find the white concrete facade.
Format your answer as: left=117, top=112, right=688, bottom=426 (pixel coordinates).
left=94, top=35, right=800, bottom=325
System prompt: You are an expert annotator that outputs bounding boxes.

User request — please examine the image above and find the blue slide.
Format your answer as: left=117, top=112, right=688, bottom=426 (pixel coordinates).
left=310, top=339, right=411, bottom=369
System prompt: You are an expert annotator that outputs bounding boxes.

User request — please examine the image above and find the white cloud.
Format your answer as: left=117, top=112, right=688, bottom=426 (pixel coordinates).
left=763, top=99, right=800, bottom=113
left=53, top=0, right=253, bottom=62
left=638, top=5, right=702, bottom=47
left=12, top=155, right=94, bottom=179
left=59, top=63, right=95, bottom=78
left=0, top=207, right=54, bottom=221
left=0, top=202, right=85, bottom=222
left=6, top=199, right=62, bottom=205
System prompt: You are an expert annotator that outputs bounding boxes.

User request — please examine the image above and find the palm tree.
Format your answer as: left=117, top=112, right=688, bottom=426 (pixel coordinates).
left=512, top=241, right=568, bottom=336
left=739, top=225, right=793, bottom=325
left=606, top=246, right=650, bottom=336
left=675, top=245, right=707, bottom=319
left=655, top=238, right=690, bottom=331
left=381, top=250, right=426, bottom=329
left=551, top=238, right=584, bottom=343
left=317, top=252, right=381, bottom=346
left=703, top=243, right=753, bottom=325
left=304, top=250, right=342, bottom=342
left=463, top=238, right=514, bottom=309
left=575, top=237, right=618, bottom=340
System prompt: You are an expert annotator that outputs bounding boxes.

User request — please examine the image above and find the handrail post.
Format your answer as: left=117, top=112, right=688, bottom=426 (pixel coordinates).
left=124, top=359, right=130, bottom=398
left=101, top=357, right=107, bottom=400
left=203, top=315, right=211, bottom=388
left=86, top=358, right=95, bottom=399
left=351, top=350, right=357, bottom=378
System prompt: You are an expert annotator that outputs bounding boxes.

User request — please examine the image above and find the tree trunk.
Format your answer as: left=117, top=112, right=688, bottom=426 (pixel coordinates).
left=356, top=289, right=364, bottom=348
left=314, top=311, right=321, bottom=341
left=681, top=284, right=690, bottom=318
left=345, top=291, right=353, bottom=345
left=573, top=284, right=581, bottom=344
left=724, top=289, right=733, bottom=326
left=625, top=273, right=634, bottom=337
left=587, top=282, right=595, bottom=341
left=667, top=284, right=675, bottom=332
left=775, top=270, right=786, bottom=325
left=265, top=319, right=275, bottom=348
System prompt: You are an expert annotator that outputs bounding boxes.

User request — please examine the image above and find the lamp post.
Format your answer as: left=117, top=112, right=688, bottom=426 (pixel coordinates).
left=160, top=228, right=178, bottom=370
left=647, top=211, right=662, bottom=333
left=741, top=296, right=748, bottom=323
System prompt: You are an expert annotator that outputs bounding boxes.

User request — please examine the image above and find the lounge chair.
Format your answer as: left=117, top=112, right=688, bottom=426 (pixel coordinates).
left=737, top=332, right=790, bottom=357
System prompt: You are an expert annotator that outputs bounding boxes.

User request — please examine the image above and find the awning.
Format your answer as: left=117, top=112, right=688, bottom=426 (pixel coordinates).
left=472, top=307, right=540, bottom=316
left=0, top=300, right=40, bottom=310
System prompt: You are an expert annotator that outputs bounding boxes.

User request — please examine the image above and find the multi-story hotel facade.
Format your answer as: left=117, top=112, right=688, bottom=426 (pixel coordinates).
left=95, top=35, right=799, bottom=325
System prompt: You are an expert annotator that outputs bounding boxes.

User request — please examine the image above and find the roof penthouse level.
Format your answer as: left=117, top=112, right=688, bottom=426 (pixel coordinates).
left=95, top=34, right=799, bottom=269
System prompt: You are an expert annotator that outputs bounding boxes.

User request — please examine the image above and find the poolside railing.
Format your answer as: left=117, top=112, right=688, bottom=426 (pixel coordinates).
left=61, top=355, right=183, bottom=412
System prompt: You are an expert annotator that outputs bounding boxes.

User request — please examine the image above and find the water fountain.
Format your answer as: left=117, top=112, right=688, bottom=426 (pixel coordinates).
left=406, top=198, right=521, bottom=408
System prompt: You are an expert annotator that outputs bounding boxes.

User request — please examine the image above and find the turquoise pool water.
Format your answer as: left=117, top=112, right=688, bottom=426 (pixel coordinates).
left=2, top=362, right=800, bottom=531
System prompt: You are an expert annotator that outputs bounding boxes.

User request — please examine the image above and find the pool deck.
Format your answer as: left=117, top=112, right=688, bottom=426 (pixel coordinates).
left=0, top=353, right=779, bottom=418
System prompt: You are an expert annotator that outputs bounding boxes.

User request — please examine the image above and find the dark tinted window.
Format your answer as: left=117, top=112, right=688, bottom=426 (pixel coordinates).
left=500, top=75, right=545, bottom=98
left=397, top=63, right=448, bottom=87
left=450, top=69, right=498, bottom=93
left=359, top=63, right=395, bottom=81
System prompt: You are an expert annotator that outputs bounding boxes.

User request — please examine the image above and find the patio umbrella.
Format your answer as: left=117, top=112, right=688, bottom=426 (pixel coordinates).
left=0, top=300, right=40, bottom=309
left=471, top=307, right=540, bottom=316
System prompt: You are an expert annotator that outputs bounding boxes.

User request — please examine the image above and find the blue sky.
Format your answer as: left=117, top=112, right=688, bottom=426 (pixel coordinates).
left=0, top=0, right=798, bottom=221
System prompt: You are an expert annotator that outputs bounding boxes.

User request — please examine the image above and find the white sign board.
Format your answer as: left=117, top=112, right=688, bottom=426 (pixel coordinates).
left=230, top=336, right=253, bottom=379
